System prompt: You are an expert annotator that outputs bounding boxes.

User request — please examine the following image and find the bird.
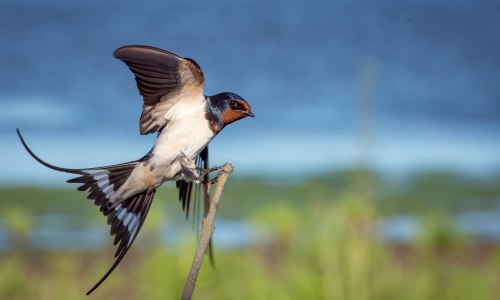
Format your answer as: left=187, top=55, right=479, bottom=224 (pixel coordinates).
left=16, top=45, right=254, bottom=295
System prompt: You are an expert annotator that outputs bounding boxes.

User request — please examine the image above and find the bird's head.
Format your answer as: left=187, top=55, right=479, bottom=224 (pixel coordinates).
left=208, top=92, right=254, bottom=126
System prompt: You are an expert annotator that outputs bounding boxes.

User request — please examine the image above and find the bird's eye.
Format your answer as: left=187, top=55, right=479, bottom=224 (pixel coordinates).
left=230, top=100, right=239, bottom=108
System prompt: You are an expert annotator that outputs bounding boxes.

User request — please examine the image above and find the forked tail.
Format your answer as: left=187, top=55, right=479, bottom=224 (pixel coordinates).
left=16, top=129, right=156, bottom=295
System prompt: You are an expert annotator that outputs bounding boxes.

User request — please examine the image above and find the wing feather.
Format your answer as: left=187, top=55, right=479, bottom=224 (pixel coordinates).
left=175, top=146, right=215, bottom=266
left=114, top=45, right=205, bottom=135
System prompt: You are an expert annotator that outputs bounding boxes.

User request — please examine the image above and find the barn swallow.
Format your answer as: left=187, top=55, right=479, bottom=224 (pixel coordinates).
left=16, top=45, right=253, bottom=295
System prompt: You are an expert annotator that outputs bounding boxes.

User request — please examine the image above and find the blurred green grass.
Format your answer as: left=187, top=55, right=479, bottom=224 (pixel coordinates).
left=1, top=169, right=500, bottom=299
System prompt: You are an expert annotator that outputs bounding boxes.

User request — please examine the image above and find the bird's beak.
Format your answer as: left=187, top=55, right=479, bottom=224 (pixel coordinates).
left=244, top=111, right=255, bottom=118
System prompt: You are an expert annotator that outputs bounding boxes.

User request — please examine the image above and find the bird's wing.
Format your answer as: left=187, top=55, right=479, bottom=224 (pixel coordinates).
left=114, top=45, right=205, bottom=135
left=176, top=146, right=209, bottom=220
left=176, top=146, right=215, bottom=265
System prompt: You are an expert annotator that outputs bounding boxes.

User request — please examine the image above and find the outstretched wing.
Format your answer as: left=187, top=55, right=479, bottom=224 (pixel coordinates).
left=114, top=45, right=205, bottom=135
left=176, top=146, right=215, bottom=265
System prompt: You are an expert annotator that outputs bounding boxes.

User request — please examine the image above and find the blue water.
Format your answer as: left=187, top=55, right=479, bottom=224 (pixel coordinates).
left=1, top=0, right=499, bottom=183
left=3, top=209, right=500, bottom=251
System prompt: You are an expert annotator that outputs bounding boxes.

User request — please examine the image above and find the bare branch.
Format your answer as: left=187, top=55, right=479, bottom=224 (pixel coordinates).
left=182, top=163, right=234, bottom=300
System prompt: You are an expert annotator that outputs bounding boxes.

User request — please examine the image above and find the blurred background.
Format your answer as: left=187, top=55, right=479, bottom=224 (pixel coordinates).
left=1, top=0, right=500, bottom=299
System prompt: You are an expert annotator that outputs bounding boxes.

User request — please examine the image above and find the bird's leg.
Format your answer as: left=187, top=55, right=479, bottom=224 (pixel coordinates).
left=178, top=152, right=202, bottom=183
left=196, top=165, right=223, bottom=177
left=196, top=165, right=224, bottom=185
left=178, top=152, right=224, bottom=184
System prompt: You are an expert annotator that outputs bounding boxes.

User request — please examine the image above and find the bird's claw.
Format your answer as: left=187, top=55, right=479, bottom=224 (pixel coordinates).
left=193, top=165, right=223, bottom=185
left=178, top=152, right=223, bottom=184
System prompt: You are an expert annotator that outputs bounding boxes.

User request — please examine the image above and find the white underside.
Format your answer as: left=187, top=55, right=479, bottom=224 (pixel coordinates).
left=113, top=94, right=214, bottom=201
left=154, top=95, right=213, bottom=162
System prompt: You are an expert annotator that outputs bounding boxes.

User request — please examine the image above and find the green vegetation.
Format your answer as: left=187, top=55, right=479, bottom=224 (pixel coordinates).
left=0, top=169, right=500, bottom=299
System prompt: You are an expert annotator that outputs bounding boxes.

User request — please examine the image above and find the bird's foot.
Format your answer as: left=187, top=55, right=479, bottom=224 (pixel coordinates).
left=195, top=165, right=224, bottom=185
left=196, top=165, right=223, bottom=177
left=178, top=152, right=222, bottom=185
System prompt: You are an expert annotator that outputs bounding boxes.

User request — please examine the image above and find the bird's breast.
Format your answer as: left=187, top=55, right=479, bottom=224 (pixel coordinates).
left=151, top=103, right=214, bottom=171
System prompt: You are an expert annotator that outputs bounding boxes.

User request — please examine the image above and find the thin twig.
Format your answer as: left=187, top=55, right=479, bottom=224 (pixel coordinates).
left=181, top=163, right=234, bottom=300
